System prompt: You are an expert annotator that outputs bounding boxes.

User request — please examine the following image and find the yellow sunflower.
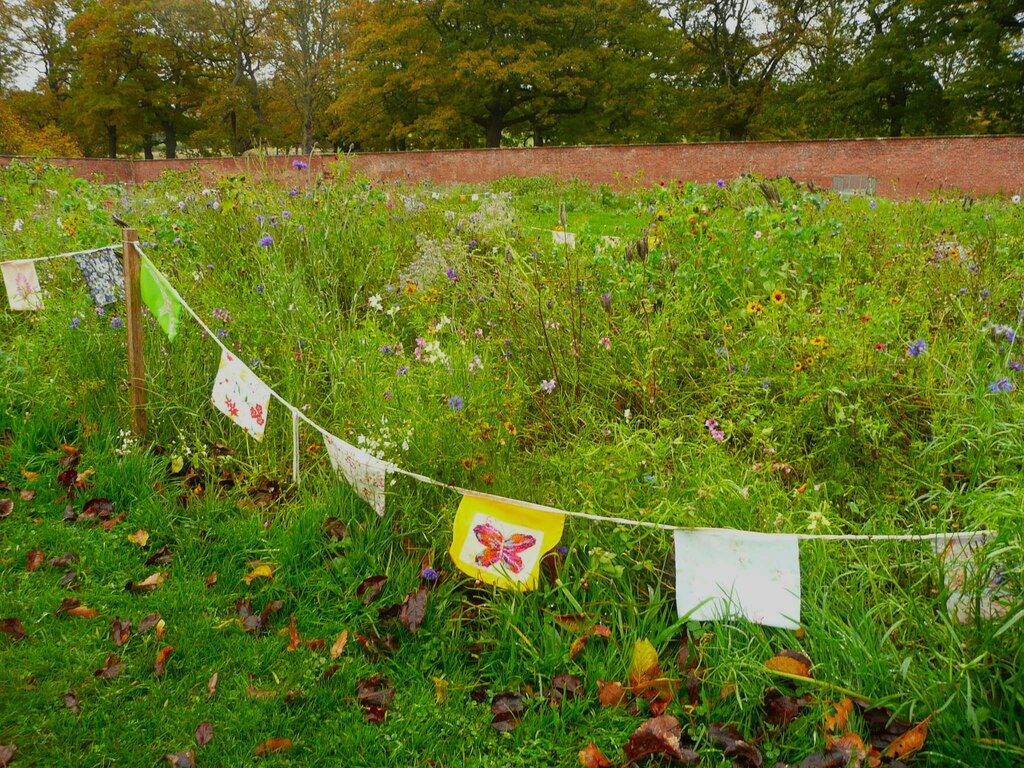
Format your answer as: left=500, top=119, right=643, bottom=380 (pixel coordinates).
left=810, top=335, right=827, bottom=346
left=771, top=290, right=786, bottom=304
left=747, top=300, right=765, bottom=315
left=792, top=361, right=803, bottom=372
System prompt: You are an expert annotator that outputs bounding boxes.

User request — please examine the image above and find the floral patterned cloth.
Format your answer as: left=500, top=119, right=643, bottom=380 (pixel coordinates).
left=674, top=529, right=801, bottom=629
left=324, top=433, right=388, bottom=516
left=73, top=248, right=124, bottom=307
left=2, top=260, right=44, bottom=310
left=211, top=351, right=272, bottom=441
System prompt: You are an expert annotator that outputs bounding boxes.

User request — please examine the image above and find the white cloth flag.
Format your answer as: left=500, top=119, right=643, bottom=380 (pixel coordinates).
left=210, top=351, right=272, bottom=441
left=552, top=230, right=577, bottom=249
left=674, top=529, right=801, bottom=629
left=933, top=533, right=1009, bottom=623
left=2, top=260, right=44, bottom=310
left=324, top=433, right=388, bottom=516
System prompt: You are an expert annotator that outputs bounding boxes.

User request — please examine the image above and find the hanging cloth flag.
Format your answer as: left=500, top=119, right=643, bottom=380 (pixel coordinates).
left=323, top=433, right=388, bottom=516
left=674, top=529, right=801, bottom=629
left=449, top=495, right=565, bottom=591
left=211, top=351, right=272, bottom=441
left=932, top=533, right=1010, bottom=623
left=73, top=248, right=124, bottom=307
left=2, top=260, right=44, bottom=310
left=552, top=230, right=576, bottom=249
left=140, top=253, right=182, bottom=341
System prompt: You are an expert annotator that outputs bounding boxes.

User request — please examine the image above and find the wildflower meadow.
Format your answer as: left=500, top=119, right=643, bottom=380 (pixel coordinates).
left=0, top=159, right=1022, bottom=767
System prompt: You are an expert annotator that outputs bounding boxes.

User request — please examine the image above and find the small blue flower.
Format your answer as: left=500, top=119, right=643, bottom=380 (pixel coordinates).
left=396, top=365, right=409, bottom=376
left=981, top=289, right=990, bottom=299
left=249, top=358, right=262, bottom=369
left=1009, top=361, right=1023, bottom=372
left=448, top=395, right=464, bottom=411
left=761, top=379, right=770, bottom=390
left=258, top=235, right=273, bottom=247
left=380, top=345, right=393, bottom=355
left=541, top=379, right=556, bottom=394
left=420, top=567, right=439, bottom=582
left=446, top=267, right=458, bottom=280
left=292, top=159, right=308, bottom=170
left=468, top=239, right=478, bottom=248
left=69, top=317, right=80, bottom=329
left=869, top=200, right=877, bottom=210
left=110, top=317, right=124, bottom=330
left=987, top=377, right=1014, bottom=394
left=716, top=179, right=726, bottom=189
left=256, top=284, right=265, bottom=294
left=907, top=338, right=927, bottom=358
left=555, top=546, right=568, bottom=557
left=216, top=328, right=228, bottom=339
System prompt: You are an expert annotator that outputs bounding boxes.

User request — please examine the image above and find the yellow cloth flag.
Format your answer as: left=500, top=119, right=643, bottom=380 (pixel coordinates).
left=449, top=495, right=564, bottom=591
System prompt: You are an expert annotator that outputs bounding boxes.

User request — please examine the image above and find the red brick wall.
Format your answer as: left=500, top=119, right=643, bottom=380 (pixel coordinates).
left=3, top=136, right=1022, bottom=199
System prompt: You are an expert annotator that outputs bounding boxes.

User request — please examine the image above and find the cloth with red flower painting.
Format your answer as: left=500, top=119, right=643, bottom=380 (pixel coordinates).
left=210, top=350, right=272, bottom=440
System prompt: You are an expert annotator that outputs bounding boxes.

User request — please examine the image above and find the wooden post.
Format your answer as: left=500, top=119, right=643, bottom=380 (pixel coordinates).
left=122, top=228, right=148, bottom=436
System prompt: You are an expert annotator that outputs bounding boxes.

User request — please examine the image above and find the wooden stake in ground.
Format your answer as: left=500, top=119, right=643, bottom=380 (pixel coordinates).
left=122, top=228, right=147, bottom=436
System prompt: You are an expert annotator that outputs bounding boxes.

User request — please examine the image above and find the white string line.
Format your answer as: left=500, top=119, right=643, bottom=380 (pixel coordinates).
left=136, top=247, right=995, bottom=544
left=2, top=244, right=121, bottom=265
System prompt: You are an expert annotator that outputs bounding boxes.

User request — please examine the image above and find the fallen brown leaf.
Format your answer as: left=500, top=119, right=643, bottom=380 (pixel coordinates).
left=20, top=467, right=39, bottom=481
left=47, top=551, right=79, bottom=568
left=597, top=680, right=626, bottom=708
left=67, top=605, right=100, bottom=619
left=194, top=721, right=213, bottom=747
left=357, top=675, right=396, bottom=724
left=100, top=512, right=126, bottom=531
left=0, top=745, right=15, bottom=767
left=248, top=674, right=278, bottom=700
left=127, top=571, right=166, bottom=592
left=243, top=564, right=274, bottom=585
left=94, top=653, right=125, bottom=679
left=356, top=575, right=387, bottom=604
left=880, top=716, right=930, bottom=762
left=207, top=672, right=219, bottom=700
left=579, top=741, right=612, bottom=768
left=164, top=750, right=195, bottom=767
left=127, top=529, right=149, bottom=547
left=305, top=638, right=325, bottom=651
left=63, top=688, right=79, bottom=715
left=0, top=499, right=12, bottom=519
left=19, top=490, right=35, bottom=501
left=80, top=498, right=114, bottom=520
left=287, top=615, right=301, bottom=651
left=330, top=630, right=348, bottom=659
left=400, top=588, right=427, bottom=633
left=138, top=613, right=161, bottom=634
left=763, top=688, right=811, bottom=728
left=254, top=738, right=292, bottom=757
left=154, top=645, right=174, bottom=676
left=824, top=699, right=854, bottom=734
left=26, top=550, right=44, bottom=572
left=623, top=715, right=700, bottom=765
left=765, top=649, right=813, bottom=679
left=110, top=618, right=131, bottom=646
left=490, top=691, right=525, bottom=732
left=204, top=572, right=217, bottom=588
left=145, top=546, right=173, bottom=566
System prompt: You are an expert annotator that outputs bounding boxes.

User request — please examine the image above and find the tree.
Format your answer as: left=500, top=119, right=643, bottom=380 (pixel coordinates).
left=657, top=0, right=831, bottom=140
left=191, top=0, right=274, bottom=154
left=267, top=0, right=343, bottom=154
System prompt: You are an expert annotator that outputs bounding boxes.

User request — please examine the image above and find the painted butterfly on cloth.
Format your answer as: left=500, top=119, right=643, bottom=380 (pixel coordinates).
left=473, top=523, right=537, bottom=574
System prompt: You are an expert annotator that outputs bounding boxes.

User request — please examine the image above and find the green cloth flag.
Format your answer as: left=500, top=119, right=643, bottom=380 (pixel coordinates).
left=140, top=254, right=182, bottom=341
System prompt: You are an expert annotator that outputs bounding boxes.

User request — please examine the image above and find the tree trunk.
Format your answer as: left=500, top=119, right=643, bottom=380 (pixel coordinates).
left=485, top=117, right=503, bottom=148
left=143, top=136, right=154, bottom=160
left=303, top=114, right=314, bottom=155
left=107, top=124, right=117, bottom=159
left=165, top=120, right=177, bottom=159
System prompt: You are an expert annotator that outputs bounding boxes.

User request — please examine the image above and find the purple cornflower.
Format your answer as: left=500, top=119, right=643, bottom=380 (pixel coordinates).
left=869, top=200, right=877, bottom=210
left=446, top=267, right=458, bottom=280
left=907, top=338, right=927, bottom=358
left=256, top=284, right=265, bottom=294
left=216, top=328, right=228, bottom=339
left=468, top=239, right=478, bottom=248
left=600, top=293, right=613, bottom=312
left=289, top=189, right=299, bottom=197
left=396, top=365, right=409, bottom=376
left=69, top=317, right=80, bottom=329
left=281, top=210, right=291, bottom=219
left=761, top=379, right=771, bottom=390
left=988, top=377, right=1014, bottom=394
left=380, top=345, right=393, bottom=355
left=982, top=289, right=990, bottom=299
left=448, top=395, right=464, bottom=411
left=383, top=389, right=393, bottom=400
left=110, top=317, right=124, bottom=330
left=249, top=358, right=262, bottom=369
left=292, top=159, right=308, bottom=170
left=1009, top=361, right=1023, bottom=372
left=258, top=235, right=273, bottom=247
left=540, top=379, right=556, bottom=394
left=555, top=546, right=568, bottom=557
left=716, top=179, right=726, bottom=189
left=420, top=567, right=439, bottom=582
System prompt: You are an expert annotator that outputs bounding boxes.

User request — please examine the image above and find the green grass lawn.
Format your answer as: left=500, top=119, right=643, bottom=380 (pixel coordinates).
left=1, top=160, right=1022, bottom=767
